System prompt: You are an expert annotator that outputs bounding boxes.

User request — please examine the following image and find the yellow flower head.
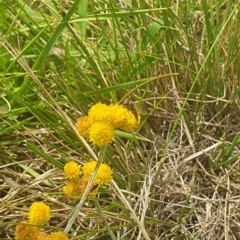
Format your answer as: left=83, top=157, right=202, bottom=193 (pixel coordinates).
left=88, top=102, right=111, bottom=123
left=83, top=161, right=113, bottom=186
left=15, top=221, right=39, bottom=240
left=107, top=104, right=126, bottom=126
left=75, top=177, right=88, bottom=195
left=77, top=176, right=99, bottom=197
left=32, top=231, right=48, bottom=240
left=89, top=122, right=114, bottom=146
left=47, top=231, right=69, bottom=240
left=119, top=110, right=140, bottom=132
left=64, top=161, right=81, bottom=180
left=76, top=116, right=91, bottom=139
left=63, top=180, right=78, bottom=198
left=63, top=177, right=98, bottom=198
left=107, top=104, right=140, bottom=131
left=28, top=202, right=51, bottom=225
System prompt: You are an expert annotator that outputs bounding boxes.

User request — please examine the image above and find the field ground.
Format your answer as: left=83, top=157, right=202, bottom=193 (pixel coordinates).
left=1, top=1, right=240, bottom=239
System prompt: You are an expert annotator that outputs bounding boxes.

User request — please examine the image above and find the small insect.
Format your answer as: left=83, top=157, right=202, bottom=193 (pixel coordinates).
left=123, top=98, right=141, bottom=121
left=123, top=98, right=172, bottom=135
left=90, top=184, right=99, bottom=192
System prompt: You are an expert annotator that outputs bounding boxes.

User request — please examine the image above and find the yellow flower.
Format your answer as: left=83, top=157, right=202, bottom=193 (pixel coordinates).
left=120, top=110, right=140, bottom=132
left=89, top=122, right=114, bottom=146
left=107, top=104, right=140, bottom=131
left=108, top=104, right=128, bottom=128
left=76, top=116, right=91, bottom=139
left=15, top=221, right=39, bottom=240
left=32, top=231, right=48, bottom=240
left=88, top=102, right=111, bottom=123
left=63, top=177, right=99, bottom=198
left=63, top=180, right=78, bottom=198
left=77, top=176, right=99, bottom=197
left=82, top=161, right=113, bottom=186
left=64, top=161, right=81, bottom=180
left=76, top=177, right=88, bottom=195
left=47, top=231, right=69, bottom=240
left=28, top=202, right=51, bottom=225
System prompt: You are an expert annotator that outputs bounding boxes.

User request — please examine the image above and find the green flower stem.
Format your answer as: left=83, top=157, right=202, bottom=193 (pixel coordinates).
left=64, top=145, right=108, bottom=234
left=93, top=199, right=117, bottom=240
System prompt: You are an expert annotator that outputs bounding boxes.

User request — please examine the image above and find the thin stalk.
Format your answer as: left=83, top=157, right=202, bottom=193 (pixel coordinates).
left=94, top=199, right=117, bottom=240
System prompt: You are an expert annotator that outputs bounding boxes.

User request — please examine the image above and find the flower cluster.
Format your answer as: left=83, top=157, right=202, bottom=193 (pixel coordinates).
left=15, top=202, right=68, bottom=240
left=76, top=102, right=140, bottom=146
left=63, top=160, right=113, bottom=199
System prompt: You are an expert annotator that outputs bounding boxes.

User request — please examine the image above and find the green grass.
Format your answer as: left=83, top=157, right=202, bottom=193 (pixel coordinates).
left=1, top=0, right=240, bottom=239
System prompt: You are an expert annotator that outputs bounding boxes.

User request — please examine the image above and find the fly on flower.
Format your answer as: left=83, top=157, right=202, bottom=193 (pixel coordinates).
left=107, top=102, right=140, bottom=132
left=91, top=184, right=99, bottom=192
left=123, top=99, right=174, bottom=135
left=123, top=98, right=140, bottom=122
